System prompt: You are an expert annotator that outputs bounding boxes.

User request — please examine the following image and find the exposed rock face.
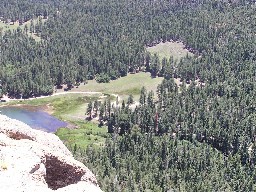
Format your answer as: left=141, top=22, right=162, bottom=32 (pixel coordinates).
left=0, top=114, right=102, bottom=192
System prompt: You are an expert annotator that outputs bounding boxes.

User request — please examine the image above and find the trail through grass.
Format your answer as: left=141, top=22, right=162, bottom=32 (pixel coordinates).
left=1, top=73, right=163, bottom=150
left=64, top=72, right=163, bottom=101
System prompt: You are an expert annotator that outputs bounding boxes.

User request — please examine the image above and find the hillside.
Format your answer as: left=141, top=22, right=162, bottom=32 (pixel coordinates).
left=1, top=0, right=256, bottom=191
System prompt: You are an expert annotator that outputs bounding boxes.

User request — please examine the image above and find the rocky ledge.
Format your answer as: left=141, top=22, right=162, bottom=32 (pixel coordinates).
left=0, top=114, right=102, bottom=192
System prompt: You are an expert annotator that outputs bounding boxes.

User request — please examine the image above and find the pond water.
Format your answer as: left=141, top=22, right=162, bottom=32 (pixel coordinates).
left=0, top=106, right=67, bottom=133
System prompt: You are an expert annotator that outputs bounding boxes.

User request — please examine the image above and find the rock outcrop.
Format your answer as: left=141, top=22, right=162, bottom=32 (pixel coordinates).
left=0, top=114, right=102, bottom=192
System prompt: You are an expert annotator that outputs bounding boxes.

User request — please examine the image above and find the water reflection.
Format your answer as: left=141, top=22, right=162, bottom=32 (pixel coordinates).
left=0, top=106, right=67, bottom=132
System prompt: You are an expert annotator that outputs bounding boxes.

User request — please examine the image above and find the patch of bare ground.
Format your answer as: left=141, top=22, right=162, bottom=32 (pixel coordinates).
left=147, top=41, right=194, bottom=61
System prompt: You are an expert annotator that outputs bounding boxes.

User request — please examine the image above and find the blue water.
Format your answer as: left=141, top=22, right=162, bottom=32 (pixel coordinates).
left=0, top=106, right=67, bottom=132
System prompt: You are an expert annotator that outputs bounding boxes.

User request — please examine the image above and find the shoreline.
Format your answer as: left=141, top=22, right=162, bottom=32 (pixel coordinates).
left=0, top=103, right=77, bottom=131
left=0, top=103, right=54, bottom=114
left=0, top=91, right=105, bottom=115
left=0, top=91, right=104, bottom=103
left=0, top=92, right=99, bottom=131
left=0, top=90, right=133, bottom=132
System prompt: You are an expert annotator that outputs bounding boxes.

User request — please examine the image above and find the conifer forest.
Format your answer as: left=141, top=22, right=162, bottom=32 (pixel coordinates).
left=1, top=0, right=256, bottom=191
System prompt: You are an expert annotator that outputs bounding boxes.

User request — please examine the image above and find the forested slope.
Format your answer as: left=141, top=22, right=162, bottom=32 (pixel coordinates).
left=1, top=0, right=202, bottom=97
left=1, top=0, right=254, bottom=98
left=80, top=1, right=256, bottom=191
left=84, top=134, right=255, bottom=191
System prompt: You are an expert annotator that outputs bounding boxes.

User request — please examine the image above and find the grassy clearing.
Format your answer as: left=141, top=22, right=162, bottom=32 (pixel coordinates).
left=4, top=93, right=101, bottom=120
left=2, top=93, right=107, bottom=149
left=29, top=94, right=108, bottom=149
left=65, top=72, right=163, bottom=100
left=48, top=95, right=95, bottom=119
left=2, top=73, right=163, bottom=150
left=56, top=121, right=107, bottom=149
left=52, top=97, right=108, bottom=149
left=147, top=41, right=193, bottom=61
left=0, top=22, right=18, bottom=32
left=0, top=17, right=47, bottom=41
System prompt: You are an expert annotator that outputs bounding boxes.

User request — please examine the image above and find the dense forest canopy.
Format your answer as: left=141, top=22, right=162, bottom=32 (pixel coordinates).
left=1, top=0, right=254, bottom=98
left=2, top=0, right=256, bottom=191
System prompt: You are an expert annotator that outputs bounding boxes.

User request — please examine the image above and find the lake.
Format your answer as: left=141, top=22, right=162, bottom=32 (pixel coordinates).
left=0, top=106, right=67, bottom=132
